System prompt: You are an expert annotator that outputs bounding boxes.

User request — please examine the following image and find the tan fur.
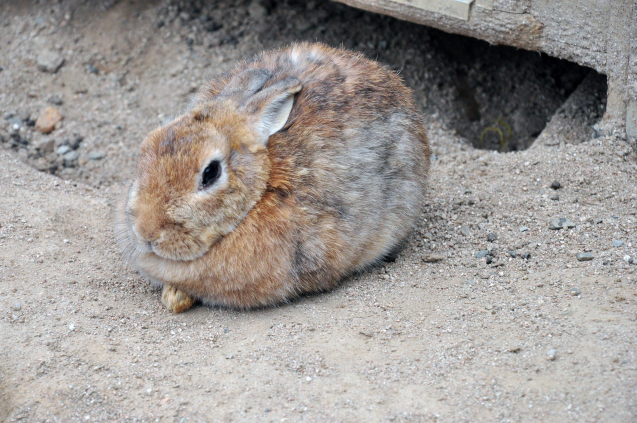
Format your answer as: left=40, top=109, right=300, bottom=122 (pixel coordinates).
left=116, top=42, right=431, bottom=312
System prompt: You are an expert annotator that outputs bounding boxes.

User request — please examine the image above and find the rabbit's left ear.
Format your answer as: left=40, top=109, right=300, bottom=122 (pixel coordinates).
left=241, top=77, right=302, bottom=145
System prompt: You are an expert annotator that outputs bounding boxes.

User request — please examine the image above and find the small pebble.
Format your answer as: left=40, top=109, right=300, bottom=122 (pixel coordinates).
left=519, top=226, right=529, bottom=232
left=88, top=151, right=106, bottom=160
left=576, top=252, right=594, bottom=261
left=422, top=254, right=444, bottom=263
left=47, top=94, right=63, bottom=105
left=487, top=232, right=497, bottom=242
left=547, top=349, right=557, bottom=361
left=549, top=217, right=576, bottom=230
left=509, top=251, right=518, bottom=258
left=306, top=376, right=312, bottom=382
left=69, top=323, right=75, bottom=331
left=37, top=49, right=65, bottom=73
left=69, top=135, right=83, bottom=150
left=475, top=250, right=489, bottom=259
left=612, top=240, right=624, bottom=247
left=460, top=226, right=470, bottom=236
left=521, top=253, right=531, bottom=260
left=12, top=303, right=21, bottom=311
left=57, top=145, right=71, bottom=155
left=550, top=181, right=561, bottom=190
left=86, top=64, right=99, bottom=74
left=35, top=107, right=63, bottom=134
left=550, top=193, right=559, bottom=201
left=570, top=287, right=580, bottom=296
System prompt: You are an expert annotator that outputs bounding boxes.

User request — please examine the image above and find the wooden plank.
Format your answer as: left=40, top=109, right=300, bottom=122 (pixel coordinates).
left=388, top=0, right=474, bottom=20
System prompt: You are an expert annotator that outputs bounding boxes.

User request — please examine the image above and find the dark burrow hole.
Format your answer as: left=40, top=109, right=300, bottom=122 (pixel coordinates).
left=426, top=30, right=608, bottom=151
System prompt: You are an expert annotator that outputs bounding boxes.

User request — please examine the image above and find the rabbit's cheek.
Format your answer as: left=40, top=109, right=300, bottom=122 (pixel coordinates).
left=151, top=228, right=209, bottom=262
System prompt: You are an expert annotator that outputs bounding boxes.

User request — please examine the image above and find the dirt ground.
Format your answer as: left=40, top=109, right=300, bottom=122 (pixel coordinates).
left=1, top=1, right=636, bottom=422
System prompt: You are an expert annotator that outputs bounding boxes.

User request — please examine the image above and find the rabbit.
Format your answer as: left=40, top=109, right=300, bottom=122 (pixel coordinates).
left=116, top=42, right=430, bottom=313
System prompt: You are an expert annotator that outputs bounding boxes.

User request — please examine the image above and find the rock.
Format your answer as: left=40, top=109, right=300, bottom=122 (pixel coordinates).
left=509, top=251, right=518, bottom=258
left=57, top=145, right=71, bottom=155
left=519, top=226, right=529, bottom=232
left=422, top=254, right=444, bottom=263
left=35, top=107, right=63, bottom=134
left=88, top=151, right=106, bottom=160
left=521, top=253, right=531, bottom=260
left=460, top=226, right=470, bottom=236
left=576, top=252, right=594, bottom=261
left=549, top=217, right=576, bottom=230
left=475, top=250, right=489, bottom=259
left=550, top=193, right=559, bottom=201
left=47, top=94, right=64, bottom=105
left=487, top=232, right=497, bottom=242
left=37, top=50, right=65, bottom=73
left=35, top=139, right=55, bottom=155
left=547, top=349, right=557, bottom=361
left=12, top=303, right=21, bottom=311
left=86, top=64, right=99, bottom=74
left=67, top=135, right=83, bottom=150
left=612, top=240, right=624, bottom=247
left=550, top=181, right=562, bottom=190
left=63, top=150, right=79, bottom=167
left=570, top=287, right=581, bottom=296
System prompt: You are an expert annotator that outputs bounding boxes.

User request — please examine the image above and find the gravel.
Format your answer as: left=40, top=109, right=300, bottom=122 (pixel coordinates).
left=37, top=50, right=65, bottom=73
left=549, top=217, right=576, bottom=230
left=547, top=349, right=558, bottom=361
left=576, top=252, right=595, bottom=261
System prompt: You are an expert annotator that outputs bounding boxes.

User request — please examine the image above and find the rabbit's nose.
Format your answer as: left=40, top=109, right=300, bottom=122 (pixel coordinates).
left=134, top=211, right=165, bottom=244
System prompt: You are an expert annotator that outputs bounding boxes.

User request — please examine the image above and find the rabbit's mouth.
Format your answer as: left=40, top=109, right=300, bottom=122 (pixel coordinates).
left=145, top=230, right=210, bottom=262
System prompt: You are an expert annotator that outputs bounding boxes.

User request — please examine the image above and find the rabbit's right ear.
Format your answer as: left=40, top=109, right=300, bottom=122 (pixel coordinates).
left=217, top=68, right=272, bottom=104
left=241, top=77, right=302, bottom=146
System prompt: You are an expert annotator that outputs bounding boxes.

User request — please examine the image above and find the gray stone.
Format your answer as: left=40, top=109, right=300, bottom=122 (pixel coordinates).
left=612, top=239, right=624, bottom=247
left=576, top=252, right=594, bottom=261
left=37, top=50, right=65, bottom=73
left=47, top=94, right=64, bottom=105
left=570, top=287, right=581, bottom=296
left=35, top=139, right=55, bottom=155
left=88, top=151, right=106, bottom=160
left=487, top=232, right=497, bottom=242
left=550, top=193, right=559, bottom=201
left=550, top=217, right=576, bottom=230
left=57, top=145, right=71, bottom=155
left=476, top=250, right=489, bottom=259
left=63, top=150, right=79, bottom=166
left=69, top=135, right=83, bottom=150
left=460, top=226, right=470, bottom=236
left=547, top=349, right=557, bottom=361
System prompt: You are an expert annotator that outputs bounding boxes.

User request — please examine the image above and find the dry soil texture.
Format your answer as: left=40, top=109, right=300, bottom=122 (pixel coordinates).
left=1, top=1, right=636, bottom=422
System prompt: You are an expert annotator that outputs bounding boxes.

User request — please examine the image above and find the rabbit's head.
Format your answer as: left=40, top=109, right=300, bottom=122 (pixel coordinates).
left=121, top=69, right=301, bottom=262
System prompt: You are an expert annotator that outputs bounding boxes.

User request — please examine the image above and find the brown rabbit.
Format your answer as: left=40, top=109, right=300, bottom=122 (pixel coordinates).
left=116, top=42, right=430, bottom=313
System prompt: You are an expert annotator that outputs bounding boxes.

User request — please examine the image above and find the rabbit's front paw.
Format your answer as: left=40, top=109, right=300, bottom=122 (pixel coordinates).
left=161, top=285, right=196, bottom=314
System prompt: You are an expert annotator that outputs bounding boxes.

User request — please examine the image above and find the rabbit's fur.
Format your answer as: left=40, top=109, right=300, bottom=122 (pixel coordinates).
left=117, top=43, right=430, bottom=311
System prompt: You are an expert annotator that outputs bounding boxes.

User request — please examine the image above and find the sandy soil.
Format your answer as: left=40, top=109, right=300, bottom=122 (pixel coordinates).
left=1, top=1, right=636, bottom=422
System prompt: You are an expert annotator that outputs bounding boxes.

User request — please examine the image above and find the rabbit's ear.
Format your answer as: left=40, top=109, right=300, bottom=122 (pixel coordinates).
left=217, top=68, right=272, bottom=104
left=241, top=77, right=302, bottom=145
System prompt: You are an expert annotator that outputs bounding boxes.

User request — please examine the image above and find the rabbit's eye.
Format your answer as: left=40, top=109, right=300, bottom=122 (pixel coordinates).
left=202, top=160, right=221, bottom=188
